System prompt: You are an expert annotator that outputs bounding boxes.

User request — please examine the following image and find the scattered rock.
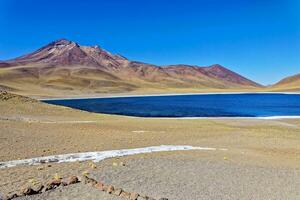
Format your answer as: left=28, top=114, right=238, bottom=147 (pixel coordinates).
left=113, top=188, right=123, bottom=196
left=83, top=176, right=98, bottom=187
left=61, top=176, right=79, bottom=186
left=120, top=191, right=131, bottom=199
left=31, top=184, right=44, bottom=194
left=3, top=192, right=18, bottom=200
left=130, top=192, right=139, bottom=200
left=159, top=198, right=168, bottom=200
left=21, top=187, right=36, bottom=196
left=94, top=182, right=104, bottom=191
left=44, top=179, right=61, bottom=191
left=106, top=185, right=114, bottom=194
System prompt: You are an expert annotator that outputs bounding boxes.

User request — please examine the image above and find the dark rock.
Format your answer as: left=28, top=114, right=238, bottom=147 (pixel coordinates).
left=44, top=179, right=61, bottom=191
left=21, top=187, right=36, bottom=195
left=32, top=184, right=44, bottom=194
left=2, top=192, right=18, bottom=200
left=61, top=176, right=79, bottom=186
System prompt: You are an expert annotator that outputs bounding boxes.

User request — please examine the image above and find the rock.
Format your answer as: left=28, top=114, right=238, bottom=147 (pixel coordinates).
left=113, top=188, right=123, bottom=196
left=159, top=198, right=168, bottom=200
left=61, top=176, right=79, bottom=186
left=120, top=191, right=131, bottom=199
left=94, top=182, right=104, bottom=191
left=106, top=185, right=114, bottom=194
left=130, top=192, right=139, bottom=200
left=44, top=179, right=61, bottom=191
left=2, top=192, right=18, bottom=200
left=31, top=184, right=44, bottom=194
left=21, top=186, right=36, bottom=195
left=82, top=176, right=97, bottom=186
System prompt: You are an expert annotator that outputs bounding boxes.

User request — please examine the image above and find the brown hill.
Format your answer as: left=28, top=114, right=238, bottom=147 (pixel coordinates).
left=271, top=73, right=300, bottom=92
left=0, top=39, right=262, bottom=97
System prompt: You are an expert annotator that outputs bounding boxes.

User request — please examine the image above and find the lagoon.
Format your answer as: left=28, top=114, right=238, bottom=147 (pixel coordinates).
left=44, top=93, right=300, bottom=118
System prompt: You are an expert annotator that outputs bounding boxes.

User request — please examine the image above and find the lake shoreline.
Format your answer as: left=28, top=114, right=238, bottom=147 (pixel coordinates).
left=39, top=91, right=300, bottom=101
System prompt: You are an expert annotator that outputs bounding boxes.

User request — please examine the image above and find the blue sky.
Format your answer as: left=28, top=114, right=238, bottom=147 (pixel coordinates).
left=0, top=0, right=299, bottom=85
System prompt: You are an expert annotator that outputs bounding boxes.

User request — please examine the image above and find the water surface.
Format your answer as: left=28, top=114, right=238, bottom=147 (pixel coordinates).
left=44, top=93, right=300, bottom=118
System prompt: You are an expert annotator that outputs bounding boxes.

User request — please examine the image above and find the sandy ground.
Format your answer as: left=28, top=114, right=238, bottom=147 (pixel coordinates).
left=1, top=92, right=300, bottom=199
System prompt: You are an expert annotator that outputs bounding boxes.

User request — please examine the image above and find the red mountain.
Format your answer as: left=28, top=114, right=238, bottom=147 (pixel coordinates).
left=0, top=39, right=262, bottom=97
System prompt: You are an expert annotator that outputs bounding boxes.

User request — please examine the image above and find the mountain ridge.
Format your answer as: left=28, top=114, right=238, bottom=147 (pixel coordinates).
left=0, top=39, right=263, bottom=97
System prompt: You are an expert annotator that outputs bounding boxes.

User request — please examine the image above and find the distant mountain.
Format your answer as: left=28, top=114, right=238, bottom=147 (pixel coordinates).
left=0, top=39, right=262, bottom=97
left=272, top=73, right=300, bottom=92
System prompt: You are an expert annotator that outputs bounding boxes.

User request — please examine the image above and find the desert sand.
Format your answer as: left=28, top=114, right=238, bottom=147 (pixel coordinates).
left=0, top=91, right=300, bottom=199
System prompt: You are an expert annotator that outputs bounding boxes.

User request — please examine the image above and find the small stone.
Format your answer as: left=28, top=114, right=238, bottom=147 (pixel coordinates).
left=21, top=186, right=35, bottom=195
left=32, top=184, right=44, bottom=193
left=112, top=162, right=118, bottom=166
left=159, top=198, right=169, bottom=200
left=44, top=179, right=61, bottom=191
left=106, top=185, right=114, bottom=194
left=61, top=176, right=79, bottom=186
left=130, top=192, right=139, bottom=200
left=94, top=182, right=104, bottom=191
left=113, top=188, right=123, bottom=196
left=120, top=162, right=125, bottom=166
left=82, top=176, right=97, bottom=186
left=120, top=191, right=131, bottom=199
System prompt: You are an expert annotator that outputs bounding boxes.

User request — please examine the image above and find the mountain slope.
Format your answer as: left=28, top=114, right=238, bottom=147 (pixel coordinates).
left=0, top=39, right=262, bottom=97
left=271, top=73, right=300, bottom=92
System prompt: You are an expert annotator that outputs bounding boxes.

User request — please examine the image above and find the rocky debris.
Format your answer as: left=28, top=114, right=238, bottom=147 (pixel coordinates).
left=113, top=188, right=123, bottom=196
left=44, top=179, right=61, bottom=191
left=0, top=91, right=36, bottom=102
left=120, top=191, right=131, bottom=199
left=82, top=175, right=97, bottom=186
left=61, top=176, right=79, bottom=186
left=2, top=192, right=19, bottom=200
left=31, top=184, right=44, bottom=194
left=130, top=192, right=139, bottom=200
left=94, top=182, right=105, bottom=191
left=106, top=185, right=114, bottom=194
left=3, top=175, right=168, bottom=200
left=21, top=187, right=36, bottom=196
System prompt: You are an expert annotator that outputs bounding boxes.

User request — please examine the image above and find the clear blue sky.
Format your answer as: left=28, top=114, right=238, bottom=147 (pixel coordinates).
left=0, top=0, right=299, bottom=85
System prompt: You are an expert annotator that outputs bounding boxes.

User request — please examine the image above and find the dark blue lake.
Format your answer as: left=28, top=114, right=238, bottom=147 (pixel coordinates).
left=44, top=93, right=300, bottom=118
